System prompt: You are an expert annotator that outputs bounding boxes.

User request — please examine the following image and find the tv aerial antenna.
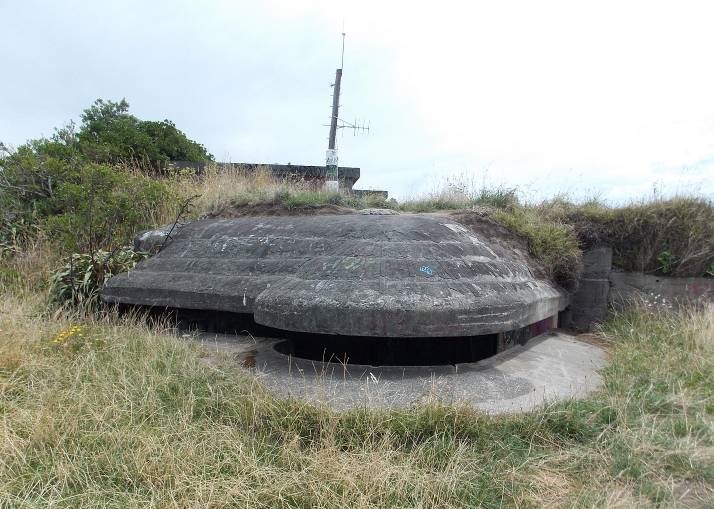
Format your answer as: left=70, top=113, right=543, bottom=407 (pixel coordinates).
left=324, top=32, right=370, bottom=191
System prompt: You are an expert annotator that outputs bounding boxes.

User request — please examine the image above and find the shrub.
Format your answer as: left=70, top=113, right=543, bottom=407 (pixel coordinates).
left=0, top=99, right=206, bottom=255
left=48, top=247, right=148, bottom=310
left=43, top=163, right=170, bottom=252
left=656, top=250, right=676, bottom=274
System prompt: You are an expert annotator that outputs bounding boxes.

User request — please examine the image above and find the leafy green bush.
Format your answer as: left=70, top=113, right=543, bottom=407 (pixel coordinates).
left=656, top=250, right=676, bottom=274
left=49, top=247, right=148, bottom=309
left=43, top=164, right=170, bottom=252
left=0, top=99, right=208, bottom=255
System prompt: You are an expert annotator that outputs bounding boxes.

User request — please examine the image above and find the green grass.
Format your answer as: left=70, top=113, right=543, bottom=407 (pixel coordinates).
left=1, top=288, right=713, bottom=507
left=398, top=186, right=519, bottom=213
left=489, top=206, right=581, bottom=288
left=272, top=189, right=392, bottom=211
left=540, top=195, right=714, bottom=277
left=397, top=192, right=714, bottom=283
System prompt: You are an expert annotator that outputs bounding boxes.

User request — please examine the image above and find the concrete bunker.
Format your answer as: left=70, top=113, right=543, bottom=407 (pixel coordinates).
left=102, top=213, right=568, bottom=366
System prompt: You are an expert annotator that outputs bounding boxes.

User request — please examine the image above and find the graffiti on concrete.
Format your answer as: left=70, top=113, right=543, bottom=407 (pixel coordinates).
left=419, top=265, right=434, bottom=276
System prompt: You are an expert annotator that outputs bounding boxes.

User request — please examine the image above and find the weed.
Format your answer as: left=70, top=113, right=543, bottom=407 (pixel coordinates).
left=657, top=250, right=676, bottom=274
left=48, top=246, right=148, bottom=310
left=548, top=195, right=714, bottom=277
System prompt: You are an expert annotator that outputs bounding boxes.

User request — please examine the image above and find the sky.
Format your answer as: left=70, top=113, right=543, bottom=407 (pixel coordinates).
left=1, top=0, right=713, bottom=202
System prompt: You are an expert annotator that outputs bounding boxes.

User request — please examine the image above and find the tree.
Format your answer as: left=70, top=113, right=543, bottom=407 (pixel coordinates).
left=0, top=98, right=209, bottom=255
left=76, top=98, right=213, bottom=168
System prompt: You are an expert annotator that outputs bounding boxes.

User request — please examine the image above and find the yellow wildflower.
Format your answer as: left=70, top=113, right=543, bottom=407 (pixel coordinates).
left=50, top=324, right=87, bottom=345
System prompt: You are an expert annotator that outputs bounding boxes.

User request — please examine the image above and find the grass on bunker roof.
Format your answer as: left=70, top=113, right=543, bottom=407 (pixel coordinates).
left=168, top=164, right=395, bottom=218
left=1, top=267, right=714, bottom=507
left=167, top=167, right=714, bottom=285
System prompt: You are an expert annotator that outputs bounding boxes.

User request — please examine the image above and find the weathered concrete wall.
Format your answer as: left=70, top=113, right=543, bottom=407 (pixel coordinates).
left=566, top=247, right=612, bottom=331
left=103, top=214, right=568, bottom=338
left=609, top=271, right=714, bottom=308
left=567, top=245, right=714, bottom=331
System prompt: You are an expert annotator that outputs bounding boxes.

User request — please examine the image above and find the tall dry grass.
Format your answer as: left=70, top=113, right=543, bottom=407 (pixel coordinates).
left=2, top=280, right=713, bottom=506
left=539, top=195, right=714, bottom=277
left=169, top=164, right=287, bottom=217
left=154, top=164, right=392, bottom=224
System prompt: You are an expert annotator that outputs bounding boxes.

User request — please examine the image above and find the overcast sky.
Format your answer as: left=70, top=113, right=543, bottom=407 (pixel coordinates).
left=2, top=0, right=713, bottom=201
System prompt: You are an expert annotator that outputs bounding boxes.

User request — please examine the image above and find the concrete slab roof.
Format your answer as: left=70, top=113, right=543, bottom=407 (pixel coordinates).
left=102, top=213, right=568, bottom=337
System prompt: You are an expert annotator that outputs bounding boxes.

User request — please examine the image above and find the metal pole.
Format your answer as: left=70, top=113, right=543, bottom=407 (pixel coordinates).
left=328, top=69, right=342, bottom=150
left=325, top=68, right=342, bottom=191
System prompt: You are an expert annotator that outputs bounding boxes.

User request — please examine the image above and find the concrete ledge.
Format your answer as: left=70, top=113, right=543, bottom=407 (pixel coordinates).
left=610, top=271, right=714, bottom=308
left=196, top=330, right=607, bottom=413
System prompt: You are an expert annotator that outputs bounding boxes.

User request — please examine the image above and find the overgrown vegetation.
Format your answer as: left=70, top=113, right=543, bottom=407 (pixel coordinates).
left=177, top=164, right=394, bottom=217
left=1, top=285, right=712, bottom=506
left=397, top=181, right=714, bottom=281
left=0, top=99, right=208, bottom=256
left=4, top=102, right=712, bottom=301
left=398, top=178, right=519, bottom=213
left=489, top=206, right=581, bottom=288
left=538, top=195, right=714, bottom=277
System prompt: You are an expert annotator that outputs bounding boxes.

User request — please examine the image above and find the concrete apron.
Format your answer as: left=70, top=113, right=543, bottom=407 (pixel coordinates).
left=192, top=331, right=608, bottom=413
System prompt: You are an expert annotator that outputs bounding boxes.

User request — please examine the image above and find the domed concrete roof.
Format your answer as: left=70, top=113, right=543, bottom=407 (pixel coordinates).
left=102, top=214, right=567, bottom=337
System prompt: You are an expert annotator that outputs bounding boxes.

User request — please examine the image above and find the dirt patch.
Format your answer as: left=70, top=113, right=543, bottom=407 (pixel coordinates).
left=203, top=203, right=357, bottom=218
left=449, top=209, right=551, bottom=281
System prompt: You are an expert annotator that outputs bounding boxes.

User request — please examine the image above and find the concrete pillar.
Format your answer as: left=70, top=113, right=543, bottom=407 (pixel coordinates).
left=568, top=247, right=612, bottom=331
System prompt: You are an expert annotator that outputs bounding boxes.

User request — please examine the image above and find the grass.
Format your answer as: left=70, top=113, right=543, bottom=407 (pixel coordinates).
left=489, top=206, right=581, bottom=288
left=1, top=280, right=713, bottom=506
left=165, top=165, right=394, bottom=220
left=538, top=195, right=714, bottom=277
left=164, top=169, right=583, bottom=286
left=398, top=191, right=714, bottom=282
left=399, top=185, right=519, bottom=213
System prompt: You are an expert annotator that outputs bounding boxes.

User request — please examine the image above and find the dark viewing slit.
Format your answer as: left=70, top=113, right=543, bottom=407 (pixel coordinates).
left=117, top=304, right=553, bottom=367
left=273, top=334, right=498, bottom=366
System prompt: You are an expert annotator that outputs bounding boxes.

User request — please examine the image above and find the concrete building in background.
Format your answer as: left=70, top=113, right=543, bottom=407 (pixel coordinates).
left=170, top=161, right=388, bottom=198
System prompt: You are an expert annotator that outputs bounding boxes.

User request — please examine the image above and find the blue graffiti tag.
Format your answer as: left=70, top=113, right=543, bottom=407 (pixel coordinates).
left=419, top=265, right=434, bottom=276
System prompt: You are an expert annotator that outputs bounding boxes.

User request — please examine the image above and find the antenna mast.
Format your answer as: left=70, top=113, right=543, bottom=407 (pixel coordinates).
left=324, top=32, right=369, bottom=192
